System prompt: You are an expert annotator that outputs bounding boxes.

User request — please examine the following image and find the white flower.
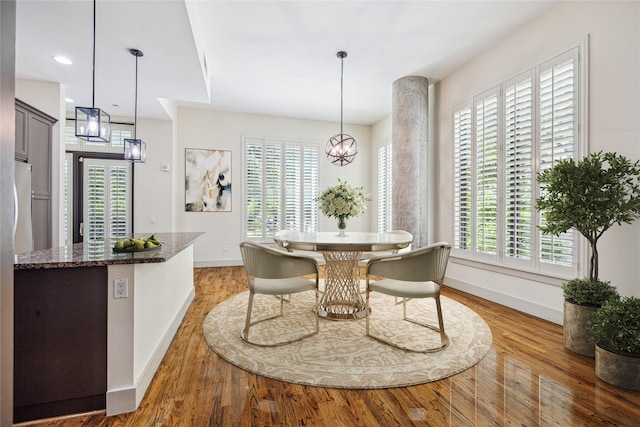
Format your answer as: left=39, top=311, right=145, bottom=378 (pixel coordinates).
left=314, top=179, right=371, bottom=221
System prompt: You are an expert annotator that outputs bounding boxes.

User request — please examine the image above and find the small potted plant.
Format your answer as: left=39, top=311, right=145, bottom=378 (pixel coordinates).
left=561, top=278, right=619, bottom=356
left=590, top=296, right=640, bottom=390
left=536, top=151, right=640, bottom=356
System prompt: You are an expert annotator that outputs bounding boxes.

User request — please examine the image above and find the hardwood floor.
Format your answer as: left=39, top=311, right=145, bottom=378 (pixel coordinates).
left=20, top=267, right=640, bottom=426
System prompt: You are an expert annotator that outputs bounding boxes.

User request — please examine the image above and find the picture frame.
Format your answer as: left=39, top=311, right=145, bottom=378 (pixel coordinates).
left=185, top=148, right=231, bottom=212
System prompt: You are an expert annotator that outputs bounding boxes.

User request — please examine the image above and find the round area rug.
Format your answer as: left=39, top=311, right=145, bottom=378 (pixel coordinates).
left=203, top=290, right=492, bottom=389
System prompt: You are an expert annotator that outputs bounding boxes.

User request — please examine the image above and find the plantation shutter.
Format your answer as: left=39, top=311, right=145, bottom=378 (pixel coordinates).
left=302, top=145, right=319, bottom=232
left=83, top=158, right=132, bottom=244
left=285, top=145, right=302, bottom=230
left=377, top=143, right=393, bottom=233
left=109, top=163, right=130, bottom=240
left=504, top=73, right=534, bottom=262
left=453, top=105, right=472, bottom=251
left=265, top=143, right=283, bottom=237
left=475, top=90, right=499, bottom=257
left=63, top=153, right=73, bottom=245
left=84, top=161, right=106, bottom=242
left=538, top=51, right=577, bottom=268
left=244, top=140, right=265, bottom=239
left=244, top=137, right=319, bottom=241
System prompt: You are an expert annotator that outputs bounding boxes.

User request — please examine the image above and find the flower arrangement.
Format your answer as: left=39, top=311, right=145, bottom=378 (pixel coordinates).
left=315, top=179, right=371, bottom=224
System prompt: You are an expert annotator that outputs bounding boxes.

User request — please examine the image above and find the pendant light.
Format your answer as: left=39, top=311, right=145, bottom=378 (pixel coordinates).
left=326, top=51, right=357, bottom=166
left=123, top=48, right=146, bottom=163
left=75, top=0, right=111, bottom=143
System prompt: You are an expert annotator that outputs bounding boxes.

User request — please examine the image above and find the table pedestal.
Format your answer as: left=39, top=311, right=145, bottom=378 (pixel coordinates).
left=317, top=251, right=368, bottom=320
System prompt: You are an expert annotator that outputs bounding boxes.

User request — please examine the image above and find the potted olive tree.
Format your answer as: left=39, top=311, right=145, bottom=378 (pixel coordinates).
left=590, top=296, right=640, bottom=390
left=536, top=151, right=640, bottom=357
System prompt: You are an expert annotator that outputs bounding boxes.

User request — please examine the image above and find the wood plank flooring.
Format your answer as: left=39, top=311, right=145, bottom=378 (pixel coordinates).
left=19, top=267, right=640, bottom=426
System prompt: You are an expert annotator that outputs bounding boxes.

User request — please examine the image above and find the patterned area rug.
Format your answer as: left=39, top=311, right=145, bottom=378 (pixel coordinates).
left=203, top=290, right=492, bottom=389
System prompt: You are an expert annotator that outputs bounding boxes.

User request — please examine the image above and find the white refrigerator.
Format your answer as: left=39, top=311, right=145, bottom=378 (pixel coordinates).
left=14, top=160, right=34, bottom=254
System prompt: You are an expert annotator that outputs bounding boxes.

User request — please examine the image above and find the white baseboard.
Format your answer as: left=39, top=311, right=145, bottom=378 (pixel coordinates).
left=106, top=288, right=196, bottom=415
left=445, top=277, right=563, bottom=325
left=194, top=259, right=243, bottom=268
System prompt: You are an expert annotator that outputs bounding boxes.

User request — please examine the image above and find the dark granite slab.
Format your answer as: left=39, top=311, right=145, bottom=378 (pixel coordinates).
left=14, top=232, right=204, bottom=270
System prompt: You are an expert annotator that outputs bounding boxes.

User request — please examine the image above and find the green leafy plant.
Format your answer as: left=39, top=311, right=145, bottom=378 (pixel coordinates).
left=537, top=151, right=640, bottom=282
left=590, top=296, right=640, bottom=355
left=562, top=278, right=619, bottom=307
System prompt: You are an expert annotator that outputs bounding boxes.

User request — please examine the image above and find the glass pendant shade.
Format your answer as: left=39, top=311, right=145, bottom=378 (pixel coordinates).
left=124, top=48, right=146, bottom=163
left=75, top=106, right=111, bottom=143
left=123, top=138, right=146, bottom=163
left=326, top=133, right=358, bottom=166
left=75, top=0, right=110, bottom=143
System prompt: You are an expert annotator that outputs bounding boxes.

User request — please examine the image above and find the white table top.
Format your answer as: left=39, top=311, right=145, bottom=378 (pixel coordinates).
left=273, top=230, right=413, bottom=252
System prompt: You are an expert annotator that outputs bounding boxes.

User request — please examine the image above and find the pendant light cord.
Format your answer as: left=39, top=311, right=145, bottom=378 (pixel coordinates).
left=92, top=0, right=96, bottom=108
left=133, top=54, right=138, bottom=139
left=340, top=55, right=344, bottom=135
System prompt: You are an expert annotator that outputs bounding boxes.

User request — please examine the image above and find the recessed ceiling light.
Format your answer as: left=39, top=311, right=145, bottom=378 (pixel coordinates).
left=53, top=56, right=72, bottom=65
left=65, top=98, right=74, bottom=103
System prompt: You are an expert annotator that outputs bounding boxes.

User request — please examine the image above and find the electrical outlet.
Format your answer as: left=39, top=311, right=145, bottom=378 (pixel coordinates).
left=114, top=278, right=129, bottom=299
left=223, top=245, right=228, bottom=252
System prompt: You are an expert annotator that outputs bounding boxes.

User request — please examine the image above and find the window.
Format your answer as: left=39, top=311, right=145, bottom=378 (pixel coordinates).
left=377, top=142, right=393, bottom=232
left=82, top=158, right=132, bottom=243
left=452, top=46, right=583, bottom=278
left=243, top=137, right=319, bottom=241
left=65, top=119, right=132, bottom=153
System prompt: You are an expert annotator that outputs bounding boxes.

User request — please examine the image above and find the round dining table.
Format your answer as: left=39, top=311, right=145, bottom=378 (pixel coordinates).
left=274, top=230, right=413, bottom=320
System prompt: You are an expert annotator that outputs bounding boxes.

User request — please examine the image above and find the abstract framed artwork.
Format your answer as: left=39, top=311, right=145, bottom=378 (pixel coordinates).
left=185, top=148, right=231, bottom=212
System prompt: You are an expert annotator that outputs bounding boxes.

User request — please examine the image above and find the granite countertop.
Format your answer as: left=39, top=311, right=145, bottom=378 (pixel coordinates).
left=14, top=232, right=205, bottom=270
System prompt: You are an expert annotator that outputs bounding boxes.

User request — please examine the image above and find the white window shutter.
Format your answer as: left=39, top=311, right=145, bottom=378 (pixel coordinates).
left=453, top=105, right=472, bottom=251
left=475, top=91, right=499, bottom=256
left=377, top=143, right=393, bottom=233
left=538, top=53, right=576, bottom=268
left=504, top=73, right=534, bottom=262
left=243, top=137, right=318, bottom=241
left=83, top=158, right=132, bottom=244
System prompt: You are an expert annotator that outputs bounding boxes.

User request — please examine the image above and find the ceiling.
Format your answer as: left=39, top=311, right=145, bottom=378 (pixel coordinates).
left=15, top=0, right=557, bottom=125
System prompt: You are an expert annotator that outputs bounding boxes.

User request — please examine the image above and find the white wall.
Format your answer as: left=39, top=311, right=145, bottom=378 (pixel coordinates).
left=176, top=107, right=372, bottom=266
left=434, top=1, right=640, bottom=323
left=132, top=117, right=175, bottom=235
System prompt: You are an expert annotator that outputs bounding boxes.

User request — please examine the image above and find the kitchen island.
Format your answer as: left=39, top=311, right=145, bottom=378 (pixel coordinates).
left=14, top=232, right=204, bottom=423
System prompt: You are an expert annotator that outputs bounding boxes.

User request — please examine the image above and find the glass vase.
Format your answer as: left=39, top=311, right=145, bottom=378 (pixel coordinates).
left=337, top=218, right=347, bottom=237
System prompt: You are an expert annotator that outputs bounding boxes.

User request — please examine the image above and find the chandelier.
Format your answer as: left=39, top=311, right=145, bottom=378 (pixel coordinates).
left=326, top=51, right=357, bottom=166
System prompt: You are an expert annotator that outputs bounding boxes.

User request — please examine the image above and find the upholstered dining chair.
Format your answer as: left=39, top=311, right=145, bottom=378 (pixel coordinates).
left=365, top=242, right=451, bottom=353
left=239, top=241, right=320, bottom=346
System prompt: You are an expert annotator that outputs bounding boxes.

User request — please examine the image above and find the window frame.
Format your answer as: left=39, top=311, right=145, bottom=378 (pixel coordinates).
left=451, top=41, right=587, bottom=281
left=242, top=136, right=320, bottom=243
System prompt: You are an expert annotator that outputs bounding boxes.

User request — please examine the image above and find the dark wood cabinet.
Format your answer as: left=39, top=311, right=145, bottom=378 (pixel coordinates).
left=14, top=267, right=108, bottom=423
left=15, top=99, right=57, bottom=250
left=15, top=103, right=28, bottom=160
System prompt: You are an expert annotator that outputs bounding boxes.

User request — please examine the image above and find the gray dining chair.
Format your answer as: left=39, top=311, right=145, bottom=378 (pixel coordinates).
left=239, top=241, right=320, bottom=346
left=365, top=242, right=451, bottom=353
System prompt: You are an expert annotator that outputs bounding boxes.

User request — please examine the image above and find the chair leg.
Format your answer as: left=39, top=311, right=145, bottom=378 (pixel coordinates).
left=241, top=290, right=319, bottom=347
left=434, top=295, right=447, bottom=347
left=367, top=293, right=449, bottom=353
left=242, top=291, right=255, bottom=342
